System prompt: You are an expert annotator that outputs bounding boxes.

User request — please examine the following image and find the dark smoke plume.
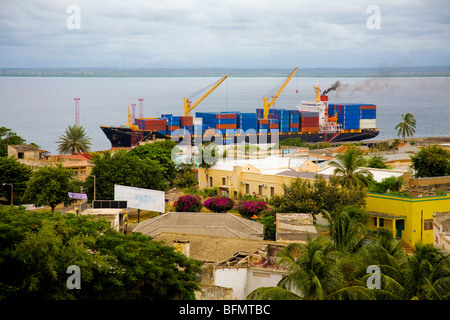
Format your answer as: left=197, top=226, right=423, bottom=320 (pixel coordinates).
left=323, top=81, right=342, bottom=95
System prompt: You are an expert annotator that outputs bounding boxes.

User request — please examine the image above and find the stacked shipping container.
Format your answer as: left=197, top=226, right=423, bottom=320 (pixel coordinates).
left=299, top=111, right=319, bottom=132
left=134, top=103, right=376, bottom=137
left=328, top=103, right=377, bottom=130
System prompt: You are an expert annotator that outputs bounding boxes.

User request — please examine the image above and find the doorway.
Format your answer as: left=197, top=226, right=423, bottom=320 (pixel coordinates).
left=395, top=219, right=405, bottom=239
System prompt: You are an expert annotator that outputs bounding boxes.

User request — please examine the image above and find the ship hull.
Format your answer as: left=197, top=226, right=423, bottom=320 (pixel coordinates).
left=100, top=126, right=379, bottom=149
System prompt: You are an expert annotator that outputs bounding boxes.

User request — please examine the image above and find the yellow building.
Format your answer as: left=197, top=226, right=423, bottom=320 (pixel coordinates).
left=365, top=192, right=450, bottom=247
left=198, top=155, right=322, bottom=198
left=61, top=160, right=94, bottom=182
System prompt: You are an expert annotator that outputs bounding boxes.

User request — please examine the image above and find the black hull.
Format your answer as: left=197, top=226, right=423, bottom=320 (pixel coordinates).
left=101, top=126, right=379, bottom=149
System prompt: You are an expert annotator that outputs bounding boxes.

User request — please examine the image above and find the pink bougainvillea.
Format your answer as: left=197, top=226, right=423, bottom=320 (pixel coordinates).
left=235, top=200, right=268, bottom=217
left=173, top=194, right=203, bottom=212
left=204, top=196, right=235, bottom=213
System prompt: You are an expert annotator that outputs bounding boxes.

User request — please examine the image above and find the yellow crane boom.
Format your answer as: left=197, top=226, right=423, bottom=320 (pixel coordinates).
left=262, top=67, right=299, bottom=119
left=183, top=73, right=230, bottom=116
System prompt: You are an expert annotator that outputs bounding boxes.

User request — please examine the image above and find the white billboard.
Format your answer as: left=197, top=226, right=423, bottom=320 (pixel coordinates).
left=114, top=185, right=165, bottom=213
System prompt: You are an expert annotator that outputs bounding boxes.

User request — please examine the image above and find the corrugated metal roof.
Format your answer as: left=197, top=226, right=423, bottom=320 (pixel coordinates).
left=133, top=212, right=264, bottom=240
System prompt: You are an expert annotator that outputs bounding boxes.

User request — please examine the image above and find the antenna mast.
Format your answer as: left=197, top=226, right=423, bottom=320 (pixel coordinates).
left=74, top=97, right=80, bottom=126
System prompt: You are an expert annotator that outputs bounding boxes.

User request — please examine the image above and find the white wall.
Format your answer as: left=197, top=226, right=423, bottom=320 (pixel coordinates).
left=215, top=267, right=285, bottom=300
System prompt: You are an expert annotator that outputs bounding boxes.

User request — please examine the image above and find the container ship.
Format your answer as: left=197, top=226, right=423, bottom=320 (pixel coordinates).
left=100, top=68, right=379, bottom=148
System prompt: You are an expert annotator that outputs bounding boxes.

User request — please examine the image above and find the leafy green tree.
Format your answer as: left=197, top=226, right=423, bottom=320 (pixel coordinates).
left=174, top=163, right=198, bottom=188
left=91, top=231, right=202, bottom=300
left=271, top=176, right=366, bottom=216
left=366, top=155, right=388, bottom=169
left=56, top=125, right=92, bottom=155
left=85, top=150, right=167, bottom=200
left=0, top=207, right=202, bottom=300
left=0, top=157, right=32, bottom=204
left=0, top=207, right=111, bottom=299
left=329, top=147, right=373, bottom=189
left=369, top=176, right=405, bottom=195
left=23, top=165, right=75, bottom=212
left=410, top=145, right=450, bottom=178
left=395, top=113, right=416, bottom=142
left=129, top=140, right=178, bottom=182
left=12, top=220, right=110, bottom=299
left=0, top=127, right=26, bottom=157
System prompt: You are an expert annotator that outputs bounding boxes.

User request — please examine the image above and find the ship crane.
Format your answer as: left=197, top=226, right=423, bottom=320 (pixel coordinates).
left=262, top=67, right=298, bottom=119
left=183, top=73, right=230, bottom=116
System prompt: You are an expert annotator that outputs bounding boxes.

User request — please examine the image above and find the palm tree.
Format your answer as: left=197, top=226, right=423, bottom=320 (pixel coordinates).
left=322, top=205, right=368, bottom=254
left=56, top=125, right=92, bottom=155
left=395, top=113, right=416, bottom=142
left=401, top=243, right=450, bottom=300
left=248, top=235, right=373, bottom=300
left=329, top=147, right=373, bottom=189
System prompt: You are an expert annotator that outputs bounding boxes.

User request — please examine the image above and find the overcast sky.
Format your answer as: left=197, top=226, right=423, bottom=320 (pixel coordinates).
left=0, top=0, right=449, bottom=69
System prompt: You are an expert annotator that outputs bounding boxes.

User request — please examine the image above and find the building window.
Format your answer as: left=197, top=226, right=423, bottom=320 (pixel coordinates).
left=245, top=183, right=249, bottom=194
left=222, top=177, right=226, bottom=185
left=270, top=187, right=275, bottom=198
left=373, top=217, right=377, bottom=226
left=424, top=219, right=433, bottom=230
left=209, top=176, right=213, bottom=188
left=379, top=218, right=384, bottom=227
left=258, top=185, right=263, bottom=196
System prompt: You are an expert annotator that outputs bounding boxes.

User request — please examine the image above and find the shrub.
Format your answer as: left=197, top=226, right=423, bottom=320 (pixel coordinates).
left=235, top=200, right=268, bottom=218
left=173, top=194, right=203, bottom=212
left=204, top=196, right=235, bottom=213
left=202, top=187, right=218, bottom=197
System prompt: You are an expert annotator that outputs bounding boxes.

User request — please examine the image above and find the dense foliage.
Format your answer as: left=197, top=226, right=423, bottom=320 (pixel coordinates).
left=22, top=165, right=76, bottom=212
left=85, top=150, right=167, bottom=200
left=270, top=176, right=366, bottom=215
left=248, top=205, right=450, bottom=300
left=0, top=127, right=26, bottom=157
left=0, top=156, right=32, bottom=204
left=0, top=206, right=202, bottom=300
left=410, top=145, right=450, bottom=178
left=128, top=140, right=178, bottom=182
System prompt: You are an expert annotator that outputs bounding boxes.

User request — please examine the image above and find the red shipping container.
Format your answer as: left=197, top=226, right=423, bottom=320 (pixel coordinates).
left=258, top=119, right=269, bottom=125
left=301, top=120, right=319, bottom=126
left=360, top=105, right=376, bottom=110
left=216, top=123, right=237, bottom=129
left=269, top=123, right=278, bottom=129
left=289, top=123, right=299, bottom=128
left=167, top=125, right=180, bottom=131
left=300, top=126, right=319, bottom=132
left=179, top=116, right=193, bottom=126
left=216, top=113, right=237, bottom=119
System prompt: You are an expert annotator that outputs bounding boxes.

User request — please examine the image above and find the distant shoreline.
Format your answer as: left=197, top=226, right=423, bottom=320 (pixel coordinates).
left=1, top=66, right=449, bottom=78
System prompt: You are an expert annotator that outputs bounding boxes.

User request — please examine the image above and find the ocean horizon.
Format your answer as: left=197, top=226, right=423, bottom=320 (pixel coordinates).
left=1, top=66, right=450, bottom=78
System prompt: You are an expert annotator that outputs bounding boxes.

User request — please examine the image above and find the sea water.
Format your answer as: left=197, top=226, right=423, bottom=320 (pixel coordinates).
left=0, top=76, right=449, bottom=154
